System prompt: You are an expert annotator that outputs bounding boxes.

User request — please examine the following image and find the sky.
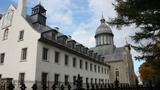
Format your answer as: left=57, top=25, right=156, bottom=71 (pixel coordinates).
left=0, top=0, right=144, bottom=74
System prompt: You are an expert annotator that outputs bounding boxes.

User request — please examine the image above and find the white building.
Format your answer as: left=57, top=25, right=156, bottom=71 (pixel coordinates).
left=0, top=0, right=110, bottom=90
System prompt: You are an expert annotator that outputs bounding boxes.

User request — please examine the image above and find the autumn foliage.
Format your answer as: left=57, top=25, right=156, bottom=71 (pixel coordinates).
left=139, top=62, right=156, bottom=82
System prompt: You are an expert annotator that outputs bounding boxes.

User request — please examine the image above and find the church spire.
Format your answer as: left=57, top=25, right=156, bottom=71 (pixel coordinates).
left=100, top=12, right=105, bottom=23
left=39, top=1, right=41, bottom=5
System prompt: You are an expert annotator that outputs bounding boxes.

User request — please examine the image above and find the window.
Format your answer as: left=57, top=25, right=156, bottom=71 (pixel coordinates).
left=0, top=53, right=5, bottom=64
left=3, top=29, right=9, bottom=40
left=73, top=57, right=76, bottom=67
left=85, top=62, right=88, bottom=70
left=107, top=69, right=109, bottom=74
left=98, top=66, right=100, bottom=73
left=94, top=65, right=97, bottom=72
left=95, top=78, right=97, bottom=84
left=51, top=33, right=56, bottom=40
left=104, top=68, right=106, bottom=74
left=21, top=48, right=27, bottom=60
left=42, top=48, right=48, bottom=61
left=86, top=78, right=88, bottom=84
left=101, top=67, right=103, bottom=74
left=99, top=79, right=101, bottom=84
left=116, top=71, right=119, bottom=77
left=65, top=55, right=69, bottom=66
left=91, top=78, right=93, bottom=84
left=80, top=60, right=83, bottom=69
left=19, top=73, right=25, bottom=85
left=73, top=76, right=76, bottom=85
left=41, top=72, right=48, bottom=85
left=115, top=69, right=119, bottom=80
left=0, top=74, right=2, bottom=79
left=54, top=74, right=59, bottom=84
left=19, top=30, right=24, bottom=41
left=55, top=51, right=59, bottom=63
left=90, top=63, right=92, bottom=71
left=105, top=79, right=107, bottom=83
left=65, top=75, right=69, bottom=85
left=102, top=79, right=104, bottom=84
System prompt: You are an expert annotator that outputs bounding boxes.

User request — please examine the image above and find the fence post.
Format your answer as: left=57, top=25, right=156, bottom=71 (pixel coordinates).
left=149, top=82, right=153, bottom=90
left=114, top=78, right=119, bottom=90
left=7, top=83, right=15, bottom=90
left=52, top=84, right=56, bottom=90
left=91, top=84, right=95, bottom=90
left=86, top=83, right=89, bottom=90
left=32, top=84, right=37, bottom=90
left=104, top=84, right=107, bottom=89
left=68, top=84, right=71, bottom=90
left=100, top=84, right=103, bottom=90
left=42, top=84, right=47, bottom=90
left=108, top=84, right=111, bottom=90
left=61, top=84, right=64, bottom=90
left=20, top=84, right=27, bottom=90
left=96, top=84, right=99, bottom=90
left=76, top=74, right=83, bottom=90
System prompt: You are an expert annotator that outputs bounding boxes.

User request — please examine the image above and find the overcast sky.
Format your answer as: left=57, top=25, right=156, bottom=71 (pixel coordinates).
left=0, top=0, right=144, bottom=74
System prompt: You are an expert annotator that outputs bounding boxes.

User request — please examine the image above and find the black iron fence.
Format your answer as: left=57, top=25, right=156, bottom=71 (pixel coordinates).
left=0, top=77, right=160, bottom=90
left=4, top=82, right=160, bottom=90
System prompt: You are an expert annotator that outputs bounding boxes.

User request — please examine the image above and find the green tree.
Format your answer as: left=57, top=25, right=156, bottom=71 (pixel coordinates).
left=109, top=0, right=160, bottom=84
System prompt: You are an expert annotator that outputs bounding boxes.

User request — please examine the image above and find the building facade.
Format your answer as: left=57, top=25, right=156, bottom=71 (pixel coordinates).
left=0, top=0, right=110, bottom=90
left=0, top=0, right=136, bottom=90
left=92, top=16, right=136, bottom=85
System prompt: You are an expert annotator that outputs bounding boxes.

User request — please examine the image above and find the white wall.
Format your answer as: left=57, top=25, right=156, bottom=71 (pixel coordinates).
left=36, top=42, right=110, bottom=84
left=0, top=5, right=40, bottom=82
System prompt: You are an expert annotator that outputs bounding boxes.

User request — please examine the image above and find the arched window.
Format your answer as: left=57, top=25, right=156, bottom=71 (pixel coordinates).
left=104, top=36, right=107, bottom=44
left=99, top=37, right=101, bottom=45
left=102, top=35, right=105, bottom=44
left=107, top=36, right=110, bottom=44
left=115, top=68, right=119, bottom=80
left=101, top=36, right=103, bottom=45
left=111, top=37, right=113, bottom=44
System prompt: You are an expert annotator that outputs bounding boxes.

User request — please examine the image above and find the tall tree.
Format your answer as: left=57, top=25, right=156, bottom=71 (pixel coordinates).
left=109, top=0, right=160, bottom=84
left=139, top=61, right=158, bottom=84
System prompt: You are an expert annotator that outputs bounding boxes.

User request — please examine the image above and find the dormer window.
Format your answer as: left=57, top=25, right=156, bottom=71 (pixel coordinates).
left=19, top=30, right=24, bottom=41
left=67, top=40, right=76, bottom=49
left=57, top=35, right=68, bottom=45
left=88, top=50, right=93, bottom=57
left=93, top=53, right=97, bottom=59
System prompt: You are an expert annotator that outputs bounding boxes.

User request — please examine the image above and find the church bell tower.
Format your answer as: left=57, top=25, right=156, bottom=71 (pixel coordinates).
left=30, top=3, right=47, bottom=26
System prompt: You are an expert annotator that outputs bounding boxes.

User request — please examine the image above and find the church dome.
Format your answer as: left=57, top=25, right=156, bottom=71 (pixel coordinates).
left=95, top=16, right=114, bottom=46
left=95, top=16, right=113, bottom=36
left=96, top=23, right=112, bottom=35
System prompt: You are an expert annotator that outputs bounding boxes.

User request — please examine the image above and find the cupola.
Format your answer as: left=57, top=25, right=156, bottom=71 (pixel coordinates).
left=30, top=3, right=47, bottom=26
left=95, top=15, right=114, bottom=46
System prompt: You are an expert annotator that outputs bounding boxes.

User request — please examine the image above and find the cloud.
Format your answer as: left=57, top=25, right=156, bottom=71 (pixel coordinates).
left=71, top=23, right=96, bottom=47
left=13, top=0, right=143, bottom=72
left=38, top=0, right=73, bottom=27
left=11, top=0, right=74, bottom=27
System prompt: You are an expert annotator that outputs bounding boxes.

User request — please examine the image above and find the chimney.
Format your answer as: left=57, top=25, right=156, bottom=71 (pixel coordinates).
left=17, top=0, right=26, bottom=18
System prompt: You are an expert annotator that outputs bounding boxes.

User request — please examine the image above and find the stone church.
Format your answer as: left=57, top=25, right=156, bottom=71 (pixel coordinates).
left=92, top=16, right=136, bottom=85
left=0, top=0, right=136, bottom=89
